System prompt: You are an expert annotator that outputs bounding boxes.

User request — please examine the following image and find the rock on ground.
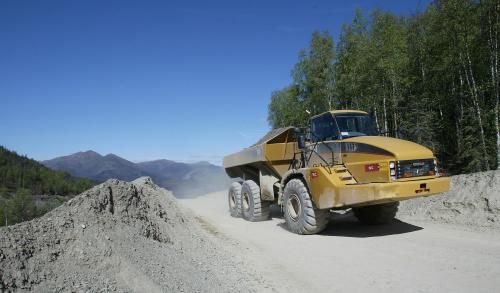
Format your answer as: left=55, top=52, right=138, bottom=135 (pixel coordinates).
left=398, top=170, right=500, bottom=228
left=0, top=177, right=269, bottom=292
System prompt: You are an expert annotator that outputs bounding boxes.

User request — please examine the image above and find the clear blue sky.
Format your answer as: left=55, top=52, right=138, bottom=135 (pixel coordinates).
left=0, top=0, right=430, bottom=165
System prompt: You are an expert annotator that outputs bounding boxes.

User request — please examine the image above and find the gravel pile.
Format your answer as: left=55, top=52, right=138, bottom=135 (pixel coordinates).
left=398, top=170, right=500, bottom=228
left=0, top=177, right=267, bottom=292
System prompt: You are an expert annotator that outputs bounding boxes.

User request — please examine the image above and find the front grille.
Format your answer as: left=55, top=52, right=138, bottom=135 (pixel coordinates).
left=396, top=159, right=435, bottom=178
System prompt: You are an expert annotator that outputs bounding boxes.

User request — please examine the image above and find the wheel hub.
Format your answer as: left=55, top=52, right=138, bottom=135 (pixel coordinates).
left=287, top=193, right=301, bottom=221
left=242, top=192, right=250, bottom=211
left=229, top=191, right=236, bottom=209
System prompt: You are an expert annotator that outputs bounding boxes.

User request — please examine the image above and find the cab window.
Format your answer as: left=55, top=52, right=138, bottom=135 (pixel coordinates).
left=310, top=114, right=339, bottom=142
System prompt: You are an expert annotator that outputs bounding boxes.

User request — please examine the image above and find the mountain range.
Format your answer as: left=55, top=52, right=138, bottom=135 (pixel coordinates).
left=42, top=151, right=230, bottom=197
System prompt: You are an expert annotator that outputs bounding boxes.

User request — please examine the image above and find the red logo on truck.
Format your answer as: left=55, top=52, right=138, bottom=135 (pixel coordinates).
left=364, top=164, right=380, bottom=172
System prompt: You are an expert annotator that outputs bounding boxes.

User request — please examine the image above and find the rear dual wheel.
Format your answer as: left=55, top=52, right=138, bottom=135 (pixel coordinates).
left=228, top=182, right=242, bottom=217
left=240, top=180, right=270, bottom=221
left=228, top=180, right=270, bottom=221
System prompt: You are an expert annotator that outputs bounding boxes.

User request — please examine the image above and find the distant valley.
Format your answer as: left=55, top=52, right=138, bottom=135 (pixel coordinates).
left=42, top=151, right=231, bottom=197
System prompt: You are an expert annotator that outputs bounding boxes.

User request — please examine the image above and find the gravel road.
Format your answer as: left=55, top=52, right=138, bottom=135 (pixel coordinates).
left=180, top=191, right=500, bottom=293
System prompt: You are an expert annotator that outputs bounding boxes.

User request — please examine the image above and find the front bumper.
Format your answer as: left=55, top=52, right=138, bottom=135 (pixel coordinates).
left=331, top=176, right=450, bottom=209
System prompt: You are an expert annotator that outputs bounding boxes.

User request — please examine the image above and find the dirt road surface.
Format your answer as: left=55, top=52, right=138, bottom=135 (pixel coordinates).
left=180, top=191, right=500, bottom=293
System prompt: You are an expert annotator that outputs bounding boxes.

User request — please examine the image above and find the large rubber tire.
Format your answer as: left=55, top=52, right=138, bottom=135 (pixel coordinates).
left=352, top=202, right=399, bottom=225
left=228, top=182, right=242, bottom=217
left=283, top=179, right=329, bottom=235
left=240, top=180, right=270, bottom=221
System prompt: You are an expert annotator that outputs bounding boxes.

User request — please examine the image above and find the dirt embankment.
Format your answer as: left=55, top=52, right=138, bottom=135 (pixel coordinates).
left=0, top=177, right=270, bottom=292
left=398, top=170, right=500, bottom=228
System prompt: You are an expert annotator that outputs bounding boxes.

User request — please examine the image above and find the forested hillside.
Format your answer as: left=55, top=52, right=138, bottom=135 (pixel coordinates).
left=268, top=0, right=500, bottom=174
left=0, top=146, right=94, bottom=226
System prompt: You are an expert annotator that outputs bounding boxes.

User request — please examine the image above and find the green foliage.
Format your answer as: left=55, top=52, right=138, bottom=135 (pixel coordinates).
left=268, top=86, right=306, bottom=127
left=293, top=31, right=336, bottom=115
left=6, top=189, right=37, bottom=224
left=0, top=146, right=94, bottom=226
left=0, top=199, right=5, bottom=226
left=268, top=31, right=336, bottom=127
left=0, top=146, right=93, bottom=195
left=267, top=0, right=500, bottom=174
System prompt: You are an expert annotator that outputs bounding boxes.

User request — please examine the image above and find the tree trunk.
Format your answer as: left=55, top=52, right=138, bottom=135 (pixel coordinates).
left=488, top=1, right=500, bottom=169
left=391, top=77, right=398, bottom=138
left=496, top=100, right=500, bottom=169
left=374, top=107, right=381, bottom=133
left=383, top=96, right=388, bottom=136
left=456, top=119, right=462, bottom=156
left=460, top=49, right=490, bottom=170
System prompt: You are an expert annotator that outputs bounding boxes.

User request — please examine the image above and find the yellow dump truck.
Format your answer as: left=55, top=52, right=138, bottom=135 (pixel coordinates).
left=223, top=110, right=450, bottom=234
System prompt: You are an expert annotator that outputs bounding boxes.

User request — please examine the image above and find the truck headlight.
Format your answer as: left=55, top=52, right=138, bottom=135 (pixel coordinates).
left=389, top=161, right=396, bottom=181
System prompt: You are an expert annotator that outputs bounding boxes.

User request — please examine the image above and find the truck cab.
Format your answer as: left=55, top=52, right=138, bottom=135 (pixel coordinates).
left=310, top=110, right=378, bottom=142
left=305, top=110, right=442, bottom=185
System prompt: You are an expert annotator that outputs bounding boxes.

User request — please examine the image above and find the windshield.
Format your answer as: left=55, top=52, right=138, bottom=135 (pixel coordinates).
left=334, top=113, right=378, bottom=138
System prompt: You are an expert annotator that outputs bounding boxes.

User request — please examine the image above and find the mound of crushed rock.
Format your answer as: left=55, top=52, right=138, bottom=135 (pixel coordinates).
left=0, top=177, right=265, bottom=292
left=398, top=170, right=500, bottom=228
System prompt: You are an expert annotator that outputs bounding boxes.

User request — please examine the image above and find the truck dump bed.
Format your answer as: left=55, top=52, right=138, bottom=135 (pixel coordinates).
left=223, top=127, right=297, bottom=181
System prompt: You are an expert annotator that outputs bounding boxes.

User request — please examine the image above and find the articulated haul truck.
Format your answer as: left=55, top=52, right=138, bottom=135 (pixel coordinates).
left=223, top=110, right=450, bottom=234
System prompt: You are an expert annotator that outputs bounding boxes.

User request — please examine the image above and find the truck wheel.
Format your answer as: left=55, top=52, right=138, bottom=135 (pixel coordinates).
left=240, top=180, right=270, bottom=221
left=283, top=179, right=329, bottom=235
left=228, top=182, right=242, bottom=217
left=352, top=202, right=399, bottom=224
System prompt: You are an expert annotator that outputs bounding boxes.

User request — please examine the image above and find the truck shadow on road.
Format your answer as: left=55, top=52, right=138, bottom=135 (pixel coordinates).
left=320, top=213, right=423, bottom=238
left=272, top=206, right=423, bottom=237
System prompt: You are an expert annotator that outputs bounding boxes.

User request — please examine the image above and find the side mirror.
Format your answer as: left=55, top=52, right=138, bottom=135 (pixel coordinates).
left=297, top=135, right=306, bottom=149
left=293, top=127, right=306, bottom=149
